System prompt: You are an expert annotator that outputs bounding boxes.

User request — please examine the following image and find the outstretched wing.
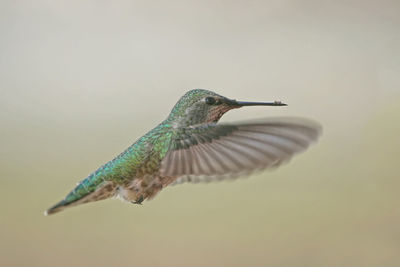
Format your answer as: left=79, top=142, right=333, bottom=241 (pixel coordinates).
left=160, top=117, right=321, bottom=184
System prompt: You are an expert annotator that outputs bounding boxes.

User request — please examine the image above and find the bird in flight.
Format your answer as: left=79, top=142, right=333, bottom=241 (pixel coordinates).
left=45, top=89, right=321, bottom=215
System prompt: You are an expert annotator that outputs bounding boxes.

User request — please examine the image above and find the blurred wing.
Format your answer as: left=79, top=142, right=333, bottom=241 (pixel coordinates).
left=160, top=117, right=321, bottom=184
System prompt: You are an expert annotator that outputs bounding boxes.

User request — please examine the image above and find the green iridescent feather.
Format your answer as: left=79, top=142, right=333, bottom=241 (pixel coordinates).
left=48, top=122, right=174, bottom=213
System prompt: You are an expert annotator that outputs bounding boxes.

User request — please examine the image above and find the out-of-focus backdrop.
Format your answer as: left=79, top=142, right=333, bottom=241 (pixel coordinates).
left=1, top=1, right=399, bottom=266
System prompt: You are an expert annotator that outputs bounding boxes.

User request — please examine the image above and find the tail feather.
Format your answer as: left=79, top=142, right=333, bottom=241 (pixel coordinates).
left=45, top=199, right=72, bottom=215
left=45, top=181, right=116, bottom=215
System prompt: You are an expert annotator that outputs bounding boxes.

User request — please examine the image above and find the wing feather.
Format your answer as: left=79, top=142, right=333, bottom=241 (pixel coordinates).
left=160, top=117, right=321, bottom=184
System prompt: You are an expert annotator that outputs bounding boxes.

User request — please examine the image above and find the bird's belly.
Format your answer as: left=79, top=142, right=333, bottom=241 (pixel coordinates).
left=117, top=185, right=140, bottom=203
left=117, top=175, right=176, bottom=203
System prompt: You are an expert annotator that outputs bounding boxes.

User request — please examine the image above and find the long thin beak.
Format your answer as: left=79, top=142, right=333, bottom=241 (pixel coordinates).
left=231, top=100, right=287, bottom=107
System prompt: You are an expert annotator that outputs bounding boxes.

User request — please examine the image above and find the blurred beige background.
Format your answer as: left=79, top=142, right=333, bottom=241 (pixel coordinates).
left=1, top=0, right=399, bottom=266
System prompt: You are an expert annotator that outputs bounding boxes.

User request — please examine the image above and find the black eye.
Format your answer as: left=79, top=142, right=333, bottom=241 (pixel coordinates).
left=205, top=97, right=216, bottom=105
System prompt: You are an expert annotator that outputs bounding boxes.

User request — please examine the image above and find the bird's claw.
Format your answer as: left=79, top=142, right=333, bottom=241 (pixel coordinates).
left=131, top=195, right=144, bottom=205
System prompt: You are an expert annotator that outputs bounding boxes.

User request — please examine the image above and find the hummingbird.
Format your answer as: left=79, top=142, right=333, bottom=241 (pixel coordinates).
left=45, top=89, right=321, bottom=215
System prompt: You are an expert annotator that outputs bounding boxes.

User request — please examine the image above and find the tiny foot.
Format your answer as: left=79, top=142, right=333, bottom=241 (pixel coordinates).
left=131, top=195, right=144, bottom=205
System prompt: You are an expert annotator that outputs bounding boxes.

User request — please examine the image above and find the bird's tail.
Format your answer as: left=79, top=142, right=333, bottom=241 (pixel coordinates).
left=45, top=178, right=116, bottom=215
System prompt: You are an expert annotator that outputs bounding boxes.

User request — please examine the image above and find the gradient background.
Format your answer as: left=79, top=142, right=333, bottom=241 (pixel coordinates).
left=1, top=1, right=399, bottom=266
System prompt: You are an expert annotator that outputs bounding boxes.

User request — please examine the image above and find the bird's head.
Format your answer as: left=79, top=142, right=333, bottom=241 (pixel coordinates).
left=166, top=89, right=287, bottom=127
